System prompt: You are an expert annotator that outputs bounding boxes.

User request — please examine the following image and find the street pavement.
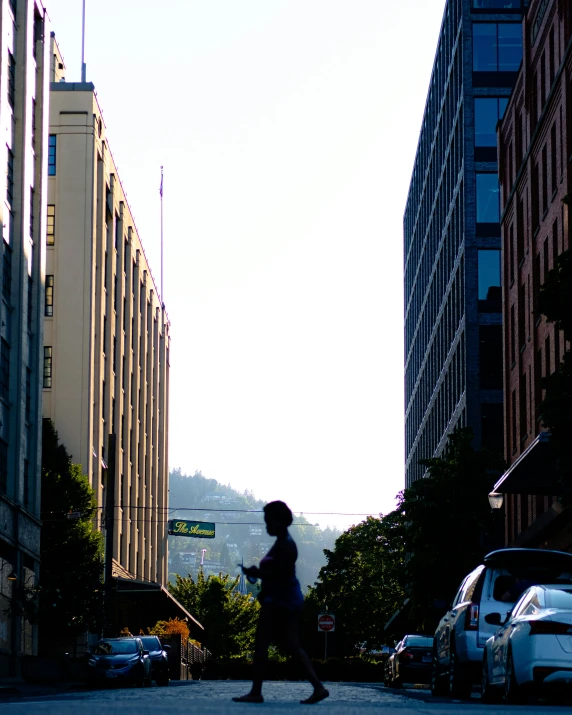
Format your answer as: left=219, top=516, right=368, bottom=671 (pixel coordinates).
left=2, top=680, right=572, bottom=714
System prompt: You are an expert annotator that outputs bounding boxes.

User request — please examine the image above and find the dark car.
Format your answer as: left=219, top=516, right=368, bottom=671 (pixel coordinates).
left=390, top=635, right=434, bottom=687
left=139, top=636, right=170, bottom=686
left=88, top=637, right=151, bottom=686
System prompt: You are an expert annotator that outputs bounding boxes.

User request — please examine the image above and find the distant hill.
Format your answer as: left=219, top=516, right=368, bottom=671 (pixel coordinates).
left=167, top=469, right=341, bottom=591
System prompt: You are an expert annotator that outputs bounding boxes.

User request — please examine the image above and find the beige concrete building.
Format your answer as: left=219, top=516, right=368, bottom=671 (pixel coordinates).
left=0, top=0, right=50, bottom=676
left=43, top=39, right=170, bottom=587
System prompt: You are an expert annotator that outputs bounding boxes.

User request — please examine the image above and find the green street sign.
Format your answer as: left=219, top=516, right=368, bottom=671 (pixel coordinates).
left=168, top=519, right=216, bottom=539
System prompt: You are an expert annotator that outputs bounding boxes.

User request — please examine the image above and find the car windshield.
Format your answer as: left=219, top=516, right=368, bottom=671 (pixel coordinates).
left=545, top=589, right=572, bottom=610
left=139, top=637, right=161, bottom=650
left=405, top=637, right=433, bottom=648
left=95, top=640, right=139, bottom=655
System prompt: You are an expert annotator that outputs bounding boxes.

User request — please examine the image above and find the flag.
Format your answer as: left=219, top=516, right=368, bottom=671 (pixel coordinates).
left=159, top=167, right=163, bottom=198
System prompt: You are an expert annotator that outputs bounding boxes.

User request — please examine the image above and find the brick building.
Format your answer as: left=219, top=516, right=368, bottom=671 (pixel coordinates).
left=495, top=0, right=571, bottom=546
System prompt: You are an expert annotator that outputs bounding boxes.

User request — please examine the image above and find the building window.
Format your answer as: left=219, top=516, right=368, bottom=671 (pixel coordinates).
left=25, top=368, right=31, bottom=421
left=27, top=276, right=33, bottom=331
left=479, top=326, right=503, bottom=389
left=0, top=339, right=9, bottom=400
left=7, top=52, right=15, bottom=107
left=476, top=173, right=500, bottom=222
left=47, top=135, right=57, bottom=176
left=23, top=459, right=29, bottom=509
left=7, top=149, right=14, bottom=203
left=473, top=0, right=522, bottom=5
left=30, top=188, right=34, bottom=238
left=43, top=346, right=52, bottom=388
left=473, top=23, right=522, bottom=72
left=31, top=98, right=36, bottom=150
left=45, top=275, right=54, bottom=316
left=478, top=250, right=501, bottom=312
left=46, top=205, right=55, bottom=245
left=0, top=439, right=7, bottom=493
left=474, top=98, right=509, bottom=146
left=2, top=244, right=12, bottom=302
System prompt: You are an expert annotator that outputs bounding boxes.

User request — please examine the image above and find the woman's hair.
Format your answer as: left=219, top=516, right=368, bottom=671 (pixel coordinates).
left=263, top=500, right=293, bottom=527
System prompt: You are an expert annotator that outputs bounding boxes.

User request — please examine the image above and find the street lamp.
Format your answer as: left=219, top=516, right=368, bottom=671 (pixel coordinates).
left=488, top=492, right=504, bottom=510
left=7, top=570, right=17, bottom=581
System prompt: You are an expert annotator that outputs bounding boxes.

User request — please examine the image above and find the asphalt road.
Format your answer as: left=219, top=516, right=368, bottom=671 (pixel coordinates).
left=2, top=681, right=572, bottom=714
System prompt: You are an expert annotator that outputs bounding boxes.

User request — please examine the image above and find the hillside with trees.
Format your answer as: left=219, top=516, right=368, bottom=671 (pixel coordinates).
left=168, top=469, right=340, bottom=591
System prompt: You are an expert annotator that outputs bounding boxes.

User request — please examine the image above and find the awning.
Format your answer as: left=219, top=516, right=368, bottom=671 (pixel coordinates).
left=112, top=576, right=203, bottom=635
left=493, top=432, right=560, bottom=495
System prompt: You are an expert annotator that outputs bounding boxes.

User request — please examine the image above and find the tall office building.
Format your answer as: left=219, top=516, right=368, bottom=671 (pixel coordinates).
left=0, top=0, right=50, bottom=675
left=404, top=0, right=527, bottom=487
left=494, top=0, right=571, bottom=545
left=43, top=38, right=170, bottom=586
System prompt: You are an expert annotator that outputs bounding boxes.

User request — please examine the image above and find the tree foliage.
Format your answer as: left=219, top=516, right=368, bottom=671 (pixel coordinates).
left=303, top=514, right=405, bottom=656
left=38, top=420, right=103, bottom=647
left=304, top=429, right=505, bottom=648
left=148, top=617, right=190, bottom=641
left=399, top=428, right=505, bottom=630
left=168, top=570, right=259, bottom=657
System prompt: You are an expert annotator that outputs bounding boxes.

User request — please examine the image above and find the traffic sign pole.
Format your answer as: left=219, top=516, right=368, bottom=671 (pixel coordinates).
left=317, top=611, right=335, bottom=662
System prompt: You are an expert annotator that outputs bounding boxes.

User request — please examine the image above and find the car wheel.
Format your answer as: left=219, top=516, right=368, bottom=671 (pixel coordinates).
left=431, top=648, right=447, bottom=697
left=481, top=653, right=500, bottom=704
left=449, top=646, right=472, bottom=699
left=504, top=650, right=523, bottom=704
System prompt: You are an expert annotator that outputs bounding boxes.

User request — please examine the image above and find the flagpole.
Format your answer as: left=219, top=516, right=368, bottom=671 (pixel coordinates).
left=160, top=166, right=164, bottom=306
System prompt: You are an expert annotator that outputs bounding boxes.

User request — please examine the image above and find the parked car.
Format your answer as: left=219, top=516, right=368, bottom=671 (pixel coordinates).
left=385, top=635, right=432, bottom=687
left=88, top=637, right=151, bottom=686
left=139, top=636, right=170, bottom=686
left=390, top=635, right=433, bottom=687
left=482, top=584, right=572, bottom=703
left=432, top=548, right=572, bottom=699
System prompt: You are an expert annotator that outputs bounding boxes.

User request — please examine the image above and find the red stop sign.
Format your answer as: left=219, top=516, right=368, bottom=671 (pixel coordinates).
left=317, top=613, right=335, bottom=632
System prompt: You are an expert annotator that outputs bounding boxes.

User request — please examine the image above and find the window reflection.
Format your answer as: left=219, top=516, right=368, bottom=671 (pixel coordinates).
left=476, top=174, right=500, bottom=223
left=473, top=0, right=521, bottom=7
left=473, top=23, right=522, bottom=72
left=478, top=250, right=501, bottom=312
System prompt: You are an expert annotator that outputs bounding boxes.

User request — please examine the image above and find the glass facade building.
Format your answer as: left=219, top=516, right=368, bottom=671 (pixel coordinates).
left=403, top=0, right=527, bottom=487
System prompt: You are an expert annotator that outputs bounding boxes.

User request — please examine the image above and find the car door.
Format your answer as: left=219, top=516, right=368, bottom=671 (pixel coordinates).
left=490, top=590, right=533, bottom=684
left=437, top=576, right=469, bottom=666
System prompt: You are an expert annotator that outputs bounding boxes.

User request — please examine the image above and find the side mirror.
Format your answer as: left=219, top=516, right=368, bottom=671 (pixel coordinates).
left=142, top=650, right=150, bottom=656
left=484, top=612, right=502, bottom=626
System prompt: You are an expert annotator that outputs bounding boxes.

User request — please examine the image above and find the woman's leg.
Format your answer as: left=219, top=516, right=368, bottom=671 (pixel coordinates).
left=283, top=611, right=325, bottom=694
left=233, top=606, right=273, bottom=702
left=251, top=605, right=273, bottom=696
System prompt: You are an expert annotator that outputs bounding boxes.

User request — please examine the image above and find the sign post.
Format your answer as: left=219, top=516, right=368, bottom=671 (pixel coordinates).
left=317, top=612, right=335, bottom=661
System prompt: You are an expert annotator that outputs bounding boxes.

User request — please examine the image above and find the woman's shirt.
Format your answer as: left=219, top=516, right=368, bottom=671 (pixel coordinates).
left=258, top=532, right=304, bottom=610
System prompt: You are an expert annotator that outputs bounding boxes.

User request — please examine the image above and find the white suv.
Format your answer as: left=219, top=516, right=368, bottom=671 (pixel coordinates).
left=431, top=548, right=572, bottom=698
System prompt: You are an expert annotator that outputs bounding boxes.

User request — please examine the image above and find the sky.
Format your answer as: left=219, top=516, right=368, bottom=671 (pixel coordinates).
left=44, top=0, right=446, bottom=530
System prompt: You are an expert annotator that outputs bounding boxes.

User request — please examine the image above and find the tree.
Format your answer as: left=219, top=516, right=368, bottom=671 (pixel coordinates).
left=148, top=617, right=190, bottom=641
left=399, top=428, right=505, bottom=631
left=302, top=513, right=405, bottom=656
left=538, top=249, right=572, bottom=492
left=303, top=429, right=505, bottom=649
left=168, top=570, right=259, bottom=657
left=38, top=420, right=103, bottom=649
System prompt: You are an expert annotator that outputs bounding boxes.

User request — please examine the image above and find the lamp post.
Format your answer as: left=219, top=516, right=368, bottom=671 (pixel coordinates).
left=488, top=492, right=505, bottom=549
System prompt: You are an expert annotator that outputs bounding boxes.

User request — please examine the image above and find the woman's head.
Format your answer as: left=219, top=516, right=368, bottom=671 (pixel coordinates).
left=263, top=500, right=293, bottom=535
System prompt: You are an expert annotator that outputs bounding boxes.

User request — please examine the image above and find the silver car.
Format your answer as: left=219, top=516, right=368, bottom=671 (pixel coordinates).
left=431, top=548, right=572, bottom=699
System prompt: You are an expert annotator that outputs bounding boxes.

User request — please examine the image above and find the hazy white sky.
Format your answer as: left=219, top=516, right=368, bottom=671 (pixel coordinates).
left=45, top=0, right=445, bottom=529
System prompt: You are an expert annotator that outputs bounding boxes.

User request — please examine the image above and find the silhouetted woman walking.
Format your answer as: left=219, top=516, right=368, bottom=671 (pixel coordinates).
left=233, top=500, right=329, bottom=705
